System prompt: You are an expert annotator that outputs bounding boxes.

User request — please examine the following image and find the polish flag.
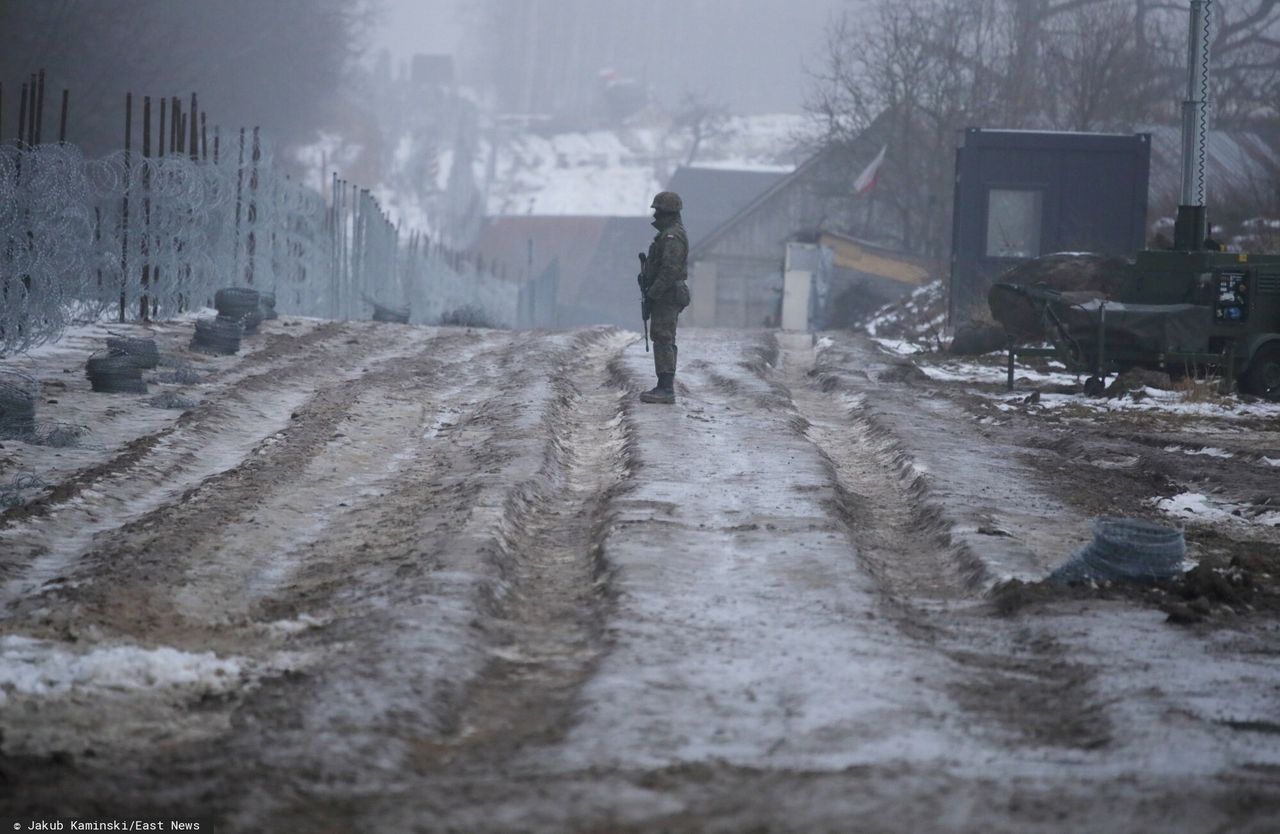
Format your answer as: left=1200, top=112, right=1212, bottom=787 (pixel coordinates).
left=853, top=146, right=887, bottom=195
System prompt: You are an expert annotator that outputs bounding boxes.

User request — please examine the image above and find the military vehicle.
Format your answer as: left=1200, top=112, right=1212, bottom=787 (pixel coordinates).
left=992, top=0, right=1280, bottom=400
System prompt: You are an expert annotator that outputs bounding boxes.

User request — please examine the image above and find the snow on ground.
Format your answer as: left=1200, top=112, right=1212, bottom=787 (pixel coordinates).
left=3, top=321, right=1279, bottom=831
left=480, top=115, right=803, bottom=216
left=863, top=281, right=947, bottom=342
left=983, top=386, right=1280, bottom=419
left=870, top=343, right=1280, bottom=421
left=0, top=635, right=248, bottom=702
left=1165, top=445, right=1234, bottom=458
left=1156, top=491, right=1280, bottom=527
left=549, top=332, right=975, bottom=772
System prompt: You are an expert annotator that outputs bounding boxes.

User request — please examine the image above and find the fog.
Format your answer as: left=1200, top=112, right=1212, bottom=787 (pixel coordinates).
left=371, top=0, right=854, bottom=115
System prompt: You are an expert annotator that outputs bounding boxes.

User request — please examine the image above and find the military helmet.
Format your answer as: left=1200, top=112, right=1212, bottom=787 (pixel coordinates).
left=651, top=191, right=683, bottom=213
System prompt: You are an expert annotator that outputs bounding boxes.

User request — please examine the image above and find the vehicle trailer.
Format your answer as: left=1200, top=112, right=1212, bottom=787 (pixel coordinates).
left=995, top=252, right=1280, bottom=399
left=992, top=1, right=1280, bottom=400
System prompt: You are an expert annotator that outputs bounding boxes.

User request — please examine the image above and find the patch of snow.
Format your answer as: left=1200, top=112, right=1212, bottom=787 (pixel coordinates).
left=479, top=115, right=803, bottom=217
left=872, top=338, right=924, bottom=356
left=1156, top=492, right=1235, bottom=523
left=1156, top=492, right=1280, bottom=527
left=923, top=361, right=1078, bottom=387
left=264, top=614, right=330, bottom=637
left=1164, top=445, right=1234, bottom=459
left=0, top=636, right=245, bottom=703
left=690, top=159, right=794, bottom=173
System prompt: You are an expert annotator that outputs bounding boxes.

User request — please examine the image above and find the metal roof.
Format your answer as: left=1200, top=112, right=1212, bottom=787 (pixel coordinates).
left=665, top=166, right=788, bottom=247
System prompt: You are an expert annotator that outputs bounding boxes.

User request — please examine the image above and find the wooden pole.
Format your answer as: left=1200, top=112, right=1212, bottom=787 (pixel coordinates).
left=189, top=93, right=198, bottom=162
left=17, top=83, right=27, bottom=145
left=158, top=96, right=166, bottom=156
left=58, top=89, right=69, bottom=142
left=27, top=74, right=37, bottom=145
left=246, top=126, right=260, bottom=284
left=140, top=96, right=152, bottom=321
left=233, top=127, right=245, bottom=280
left=120, top=92, right=133, bottom=322
left=331, top=171, right=339, bottom=319
left=34, top=69, right=45, bottom=144
left=173, top=97, right=181, bottom=153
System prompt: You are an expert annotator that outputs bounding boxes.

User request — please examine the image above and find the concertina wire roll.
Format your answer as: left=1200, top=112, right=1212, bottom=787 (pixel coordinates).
left=1, top=141, right=519, bottom=354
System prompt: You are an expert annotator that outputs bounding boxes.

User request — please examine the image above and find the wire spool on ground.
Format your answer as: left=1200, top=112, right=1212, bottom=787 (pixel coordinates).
left=105, top=336, right=160, bottom=369
left=155, top=360, right=202, bottom=385
left=86, top=352, right=147, bottom=394
left=149, top=392, right=200, bottom=410
left=190, top=316, right=244, bottom=355
left=1, top=471, right=46, bottom=509
left=0, top=369, right=37, bottom=437
left=215, top=287, right=264, bottom=334
left=1050, top=518, right=1186, bottom=584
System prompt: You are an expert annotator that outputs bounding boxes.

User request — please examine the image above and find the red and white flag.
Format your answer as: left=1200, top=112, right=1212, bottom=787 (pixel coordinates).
left=853, top=145, right=887, bottom=195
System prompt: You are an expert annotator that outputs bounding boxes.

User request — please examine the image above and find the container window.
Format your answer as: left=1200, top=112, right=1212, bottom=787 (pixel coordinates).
left=985, top=189, right=1042, bottom=258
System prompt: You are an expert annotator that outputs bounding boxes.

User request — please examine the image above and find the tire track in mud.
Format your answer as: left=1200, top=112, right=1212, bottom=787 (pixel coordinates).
left=0, top=328, right=493, bottom=631
left=768, top=332, right=1111, bottom=752
left=0, top=322, right=348, bottom=532
left=34, top=327, right=636, bottom=827
left=410, top=329, right=635, bottom=762
left=0, top=322, right=427, bottom=600
left=772, top=332, right=982, bottom=605
left=213, top=328, right=636, bottom=829
left=0, top=328, right=551, bottom=816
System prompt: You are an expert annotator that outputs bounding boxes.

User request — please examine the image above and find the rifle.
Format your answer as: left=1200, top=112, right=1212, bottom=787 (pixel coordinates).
left=637, top=252, right=650, bottom=352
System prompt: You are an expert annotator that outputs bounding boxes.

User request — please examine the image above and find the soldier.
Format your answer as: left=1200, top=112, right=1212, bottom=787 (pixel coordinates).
left=638, top=190, right=691, bottom=404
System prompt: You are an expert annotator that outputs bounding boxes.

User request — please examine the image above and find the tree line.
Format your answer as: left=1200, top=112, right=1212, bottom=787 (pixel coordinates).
left=0, top=0, right=374, bottom=156
left=808, top=0, right=1280, bottom=259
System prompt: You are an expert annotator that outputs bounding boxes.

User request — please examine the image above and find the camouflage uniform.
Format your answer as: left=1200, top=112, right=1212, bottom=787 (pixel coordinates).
left=640, top=192, right=690, bottom=403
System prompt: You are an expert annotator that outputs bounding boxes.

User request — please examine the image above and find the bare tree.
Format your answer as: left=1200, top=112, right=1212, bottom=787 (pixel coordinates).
left=807, top=0, right=1006, bottom=256
left=1206, top=0, right=1280, bottom=126
left=671, top=93, right=730, bottom=166
left=1040, top=2, right=1176, bottom=131
left=807, top=0, right=1280, bottom=259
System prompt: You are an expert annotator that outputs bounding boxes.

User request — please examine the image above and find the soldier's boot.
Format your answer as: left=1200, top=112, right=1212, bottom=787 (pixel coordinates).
left=639, top=372, right=676, bottom=404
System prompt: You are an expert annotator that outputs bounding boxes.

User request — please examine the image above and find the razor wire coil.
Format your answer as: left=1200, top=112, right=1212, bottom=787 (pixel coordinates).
left=0, top=369, right=38, bottom=437
left=0, top=471, right=46, bottom=509
left=2, top=139, right=523, bottom=356
left=1050, top=517, right=1186, bottom=584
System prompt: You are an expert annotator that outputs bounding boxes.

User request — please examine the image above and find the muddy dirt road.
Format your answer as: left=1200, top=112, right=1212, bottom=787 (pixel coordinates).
left=1, top=321, right=1277, bottom=832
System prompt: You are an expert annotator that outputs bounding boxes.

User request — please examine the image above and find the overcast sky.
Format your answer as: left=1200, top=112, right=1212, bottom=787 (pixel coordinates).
left=369, top=0, right=856, bottom=114
left=370, top=0, right=466, bottom=60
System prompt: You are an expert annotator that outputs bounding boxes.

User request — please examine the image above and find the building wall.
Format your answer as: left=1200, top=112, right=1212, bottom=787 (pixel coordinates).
left=691, top=153, right=852, bottom=328
left=950, top=129, right=1151, bottom=324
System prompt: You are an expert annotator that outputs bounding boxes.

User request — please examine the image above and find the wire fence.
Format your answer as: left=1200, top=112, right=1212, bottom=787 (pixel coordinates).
left=1, top=89, right=521, bottom=354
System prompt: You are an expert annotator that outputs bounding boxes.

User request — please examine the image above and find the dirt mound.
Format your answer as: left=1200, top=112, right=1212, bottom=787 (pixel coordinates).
left=988, top=253, right=1131, bottom=342
left=860, top=280, right=946, bottom=347
left=998, top=252, right=1131, bottom=294
left=991, top=549, right=1280, bottom=625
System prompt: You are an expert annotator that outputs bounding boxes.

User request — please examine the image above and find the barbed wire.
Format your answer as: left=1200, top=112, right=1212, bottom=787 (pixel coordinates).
left=1, top=140, right=521, bottom=355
